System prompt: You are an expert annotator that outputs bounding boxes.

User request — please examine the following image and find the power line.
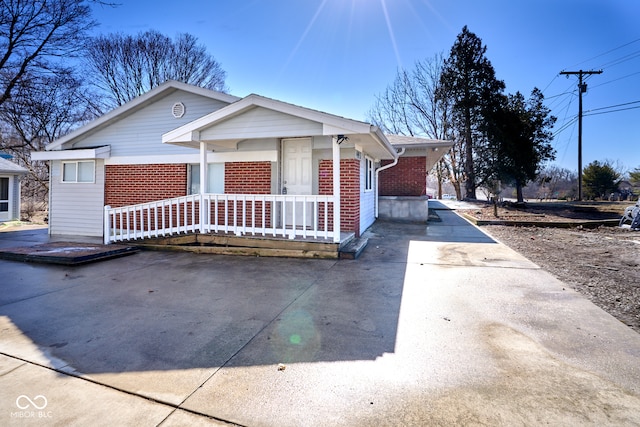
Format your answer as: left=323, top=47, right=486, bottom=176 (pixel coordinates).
left=598, top=50, right=640, bottom=69
left=589, top=70, right=640, bottom=89
left=584, top=105, right=640, bottom=116
left=584, top=99, right=640, bottom=113
left=552, top=116, right=578, bottom=136
left=571, top=37, right=640, bottom=68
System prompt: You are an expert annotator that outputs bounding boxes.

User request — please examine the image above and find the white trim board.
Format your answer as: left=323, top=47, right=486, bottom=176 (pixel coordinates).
left=31, top=146, right=111, bottom=161
left=104, top=151, right=278, bottom=165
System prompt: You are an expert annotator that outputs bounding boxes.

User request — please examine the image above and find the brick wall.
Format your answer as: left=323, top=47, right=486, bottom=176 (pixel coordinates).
left=224, top=162, right=272, bottom=194
left=105, top=164, right=187, bottom=207
left=319, top=159, right=360, bottom=236
left=223, top=161, right=272, bottom=227
left=379, top=156, right=426, bottom=196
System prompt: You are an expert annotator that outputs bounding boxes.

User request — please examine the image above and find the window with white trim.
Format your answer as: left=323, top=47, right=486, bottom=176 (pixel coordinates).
left=0, top=177, right=9, bottom=212
left=365, top=157, right=374, bottom=192
left=62, top=161, right=95, bottom=183
left=188, top=163, right=225, bottom=194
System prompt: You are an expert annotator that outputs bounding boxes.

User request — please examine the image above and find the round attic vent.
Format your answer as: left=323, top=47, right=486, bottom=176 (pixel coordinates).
left=172, top=102, right=186, bottom=118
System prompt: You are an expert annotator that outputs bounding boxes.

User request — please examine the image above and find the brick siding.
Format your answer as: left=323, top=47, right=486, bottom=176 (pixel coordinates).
left=105, top=164, right=187, bottom=207
left=223, top=161, right=272, bottom=227
left=319, top=159, right=360, bottom=236
left=379, top=156, right=426, bottom=196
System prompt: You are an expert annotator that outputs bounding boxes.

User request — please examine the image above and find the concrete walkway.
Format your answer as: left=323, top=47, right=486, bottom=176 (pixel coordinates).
left=1, top=204, right=640, bottom=426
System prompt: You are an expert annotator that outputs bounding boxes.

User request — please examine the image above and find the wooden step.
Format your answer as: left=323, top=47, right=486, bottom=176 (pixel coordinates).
left=338, top=236, right=369, bottom=259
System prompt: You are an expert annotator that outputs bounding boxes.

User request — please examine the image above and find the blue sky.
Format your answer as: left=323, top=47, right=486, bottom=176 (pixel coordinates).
left=91, top=0, right=640, bottom=175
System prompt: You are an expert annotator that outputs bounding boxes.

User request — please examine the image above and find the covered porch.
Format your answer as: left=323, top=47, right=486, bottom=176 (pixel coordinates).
left=103, top=94, right=401, bottom=255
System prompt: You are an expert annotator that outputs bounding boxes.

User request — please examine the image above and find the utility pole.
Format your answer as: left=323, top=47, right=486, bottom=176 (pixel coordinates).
left=560, top=69, right=602, bottom=201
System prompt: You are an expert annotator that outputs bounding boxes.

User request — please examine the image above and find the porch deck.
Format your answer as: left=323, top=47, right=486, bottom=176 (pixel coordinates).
left=103, top=194, right=369, bottom=258
left=126, top=230, right=358, bottom=259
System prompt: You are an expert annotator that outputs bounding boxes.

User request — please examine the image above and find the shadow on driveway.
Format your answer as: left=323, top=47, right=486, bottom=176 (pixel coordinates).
left=0, top=211, right=491, bottom=376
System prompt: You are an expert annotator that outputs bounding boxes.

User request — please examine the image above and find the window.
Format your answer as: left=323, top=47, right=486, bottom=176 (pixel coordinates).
left=0, top=177, right=8, bottom=212
left=62, top=161, right=95, bottom=183
left=365, top=157, right=374, bottom=191
left=189, top=163, right=224, bottom=194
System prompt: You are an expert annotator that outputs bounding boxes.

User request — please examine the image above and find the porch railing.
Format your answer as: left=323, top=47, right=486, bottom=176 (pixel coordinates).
left=104, top=194, right=336, bottom=244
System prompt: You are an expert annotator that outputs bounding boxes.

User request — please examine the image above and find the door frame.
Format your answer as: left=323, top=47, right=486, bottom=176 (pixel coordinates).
left=280, top=137, right=313, bottom=196
left=280, top=137, right=313, bottom=228
left=0, top=175, right=13, bottom=222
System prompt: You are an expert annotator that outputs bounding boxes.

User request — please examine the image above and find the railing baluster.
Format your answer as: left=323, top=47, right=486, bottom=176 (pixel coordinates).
left=251, top=195, right=255, bottom=236
left=161, top=201, right=165, bottom=236
left=324, top=198, right=328, bottom=239
left=242, top=195, right=247, bottom=235
left=224, top=195, right=229, bottom=233
left=214, top=195, right=219, bottom=233
left=281, top=198, right=286, bottom=238
left=302, top=196, right=307, bottom=238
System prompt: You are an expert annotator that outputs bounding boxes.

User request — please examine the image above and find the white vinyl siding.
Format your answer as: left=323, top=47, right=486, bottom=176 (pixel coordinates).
left=49, top=159, right=105, bottom=236
left=11, top=175, right=20, bottom=220
left=70, top=91, right=229, bottom=157
left=200, top=107, right=323, bottom=141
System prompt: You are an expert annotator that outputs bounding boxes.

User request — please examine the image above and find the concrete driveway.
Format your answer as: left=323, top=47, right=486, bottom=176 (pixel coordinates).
left=1, top=204, right=640, bottom=426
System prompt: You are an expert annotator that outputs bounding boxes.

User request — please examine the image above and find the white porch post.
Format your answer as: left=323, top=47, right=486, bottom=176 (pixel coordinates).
left=332, top=136, right=340, bottom=243
left=199, top=141, right=208, bottom=232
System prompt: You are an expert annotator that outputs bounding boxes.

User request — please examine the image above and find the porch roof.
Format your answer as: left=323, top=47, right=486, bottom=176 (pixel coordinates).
left=0, top=157, right=28, bottom=174
left=386, top=134, right=454, bottom=172
left=162, top=94, right=399, bottom=160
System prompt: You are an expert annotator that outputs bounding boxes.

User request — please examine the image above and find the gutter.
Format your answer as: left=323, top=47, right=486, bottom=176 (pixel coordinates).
left=375, top=147, right=405, bottom=218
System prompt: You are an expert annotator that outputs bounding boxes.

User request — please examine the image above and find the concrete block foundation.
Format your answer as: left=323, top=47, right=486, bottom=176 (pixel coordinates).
left=378, top=196, right=429, bottom=223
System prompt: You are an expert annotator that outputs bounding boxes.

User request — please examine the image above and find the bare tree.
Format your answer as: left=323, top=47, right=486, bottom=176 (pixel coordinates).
left=0, top=0, right=96, bottom=108
left=85, top=30, right=228, bottom=108
left=0, top=72, right=96, bottom=213
left=367, top=53, right=464, bottom=199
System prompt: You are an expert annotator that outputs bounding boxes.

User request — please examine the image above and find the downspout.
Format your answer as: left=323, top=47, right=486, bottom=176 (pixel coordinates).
left=375, top=147, right=405, bottom=218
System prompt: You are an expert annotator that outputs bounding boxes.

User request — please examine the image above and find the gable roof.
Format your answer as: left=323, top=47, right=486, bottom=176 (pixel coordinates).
left=0, top=157, right=28, bottom=174
left=45, top=80, right=240, bottom=151
left=162, top=93, right=398, bottom=159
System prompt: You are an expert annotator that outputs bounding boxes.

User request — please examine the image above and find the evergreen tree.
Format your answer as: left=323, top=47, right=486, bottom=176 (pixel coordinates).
left=439, top=26, right=505, bottom=199
left=629, top=167, right=640, bottom=186
left=480, top=88, right=556, bottom=203
left=582, top=160, right=621, bottom=199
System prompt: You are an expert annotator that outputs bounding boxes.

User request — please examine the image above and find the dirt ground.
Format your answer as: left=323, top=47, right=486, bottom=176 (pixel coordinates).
left=460, top=202, right=640, bottom=333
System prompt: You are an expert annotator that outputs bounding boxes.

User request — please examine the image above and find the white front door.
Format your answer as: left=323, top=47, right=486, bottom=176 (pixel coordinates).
left=282, top=138, right=312, bottom=226
left=0, top=176, right=11, bottom=221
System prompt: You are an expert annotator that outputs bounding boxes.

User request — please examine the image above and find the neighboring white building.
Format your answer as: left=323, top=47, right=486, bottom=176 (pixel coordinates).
left=0, top=157, right=28, bottom=222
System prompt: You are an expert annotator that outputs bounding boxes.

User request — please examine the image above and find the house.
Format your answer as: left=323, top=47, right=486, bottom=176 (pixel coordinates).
left=32, top=81, right=451, bottom=247
left=0, top=156, right=28, bottom=222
